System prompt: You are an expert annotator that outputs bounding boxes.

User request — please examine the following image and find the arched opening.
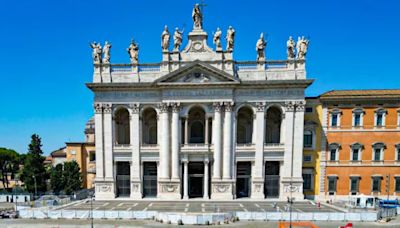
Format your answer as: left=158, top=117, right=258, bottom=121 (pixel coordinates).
left=236, top=107, right=254, bottom=144
left=265, top=107, right=282, bottom=144
left=142, top=108, right=158, bottom=144
left=188, top=107, right=205, bottom=143
left=115, top=108, right=130, bottom=145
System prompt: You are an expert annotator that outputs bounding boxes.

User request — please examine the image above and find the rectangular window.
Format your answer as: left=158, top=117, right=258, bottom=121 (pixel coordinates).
left=354, top=114, right=361, bottom=126
left=304, top=133, right=313, bottom=148
left=89, top=152, right=96, bottom=162
left=303, top=155, right=312, bottom=162
left=328, top=177, right=337, bottom=192
left=330, top=149, right=337, bottom=161
left=305, top=107, right=313, bottom=113
left=376, top=114, right=383, bottom=126
left=352, top=149, right=359, bottom=161
left=395, top=177, right=400, bottom=192
left=350, top=178, right=359, bottom=193
left=397, top=148, right=400, bottom=161
left=331, top=114, right=338, bottom=127
left=374, top=149, right=381, bottom=161
left=372, top=177, right=381, bottom=192
left=303, top=174, right=312, bottom=190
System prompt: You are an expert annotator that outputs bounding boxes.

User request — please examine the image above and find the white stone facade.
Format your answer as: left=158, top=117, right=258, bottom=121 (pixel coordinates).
left=88, top=11, right=312, bottom=201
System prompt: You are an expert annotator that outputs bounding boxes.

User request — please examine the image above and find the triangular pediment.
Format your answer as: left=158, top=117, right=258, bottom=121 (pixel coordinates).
left=154, top=61, right=240, bottom=84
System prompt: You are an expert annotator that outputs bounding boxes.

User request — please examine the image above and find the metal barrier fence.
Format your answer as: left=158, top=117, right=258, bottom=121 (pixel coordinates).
left=378, top=207, right=397, bottom=218
left=18, top=209, right=379, bottom=224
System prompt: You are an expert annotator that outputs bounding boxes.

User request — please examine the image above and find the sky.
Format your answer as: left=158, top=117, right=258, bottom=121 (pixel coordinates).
left=0, top=0, right=399, bottom=155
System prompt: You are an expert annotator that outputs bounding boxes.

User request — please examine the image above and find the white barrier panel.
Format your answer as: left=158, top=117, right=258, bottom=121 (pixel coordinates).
left=62, top=210, right=76, bottom=219
left=133, top=211, right=156, bottom=219
left=266, top=212, right=282, bottom=220
left=33, top=210, right=47, bottom=219
left=76, top=210, right=90, bottom=219
left=360, top=212, right=377, bottom=221
left=281, top=212, right=297, bottom=221
left=329, top=213, right=345, bottom=221
left=313, top=212, right=329, bottom=221
left=118, top=211, right=133, bottom=219
left=252, top=212, right=267, bottom=220
left=235, top=212, right=251, bottom=220
left=197, top=214, right=214, bottom=224
left=104, top=211, right=118, bottom=219
left=181, top=214, right=198, bottom=225
left=19, top=209, right=33, bottom=218
left=92, top=210, right=105, bottom=219
left=345, top=213, right=361, bottom=221
left=297, top=212, right=313, bottom=221
left=48, top=210, right=61, bottom=219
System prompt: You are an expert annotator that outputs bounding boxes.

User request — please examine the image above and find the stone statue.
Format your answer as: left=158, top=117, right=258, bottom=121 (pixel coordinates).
left=226, top=26, right=235, bottom=51
left=102, top=41, right=112, bottom=64
left=256, top=33, right=267, bottom=61
left=161, top=25, right=170, bottom=52
left=192, top=4, right=202, bottom=29
left=286, top=36, right=296, bottom=59
left=213, top=27, right=222, bottom=51
left=127, top=38, right=139, bottom=64
left=173, top=27, right=183, bottom=51
left=296, top=36, right=309, bottom=59
left=90, top=42, right=102, bottom=64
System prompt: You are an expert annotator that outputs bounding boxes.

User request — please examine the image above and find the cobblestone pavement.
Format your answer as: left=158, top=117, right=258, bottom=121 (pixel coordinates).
left=1, top=218, right=400, bottom=228
left=58, top=200, right=344, bottom=213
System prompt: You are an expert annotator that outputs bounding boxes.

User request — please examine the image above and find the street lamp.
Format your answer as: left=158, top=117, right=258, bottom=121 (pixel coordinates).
left=89, top=191, right=94, bottom=228
left=32, top=175, right=37, bottom=199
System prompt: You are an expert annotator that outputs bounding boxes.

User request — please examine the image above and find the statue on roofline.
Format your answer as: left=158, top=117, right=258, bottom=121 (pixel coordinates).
left=213, top=27, right=222, bottom=51
left=256, top=33, right=266, bottom=61
left=173, top=27, right=184, bottom=51
left=127, top=38, right=139, bottom=64
left=296, top=36, right=310, bottom=59
left=161, top=25, right=170, bottom=52
left=102, top=41, right=111, bottom=64
left=192, top=4, right=203, bottom=29
left=287, top=36, right=296, bottom=59
left=226, top=26, right=235, bottom=52
left=90, top=42, right=102, bottom=64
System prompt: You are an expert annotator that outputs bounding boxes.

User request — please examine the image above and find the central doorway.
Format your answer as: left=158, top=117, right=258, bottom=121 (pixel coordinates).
left=143, top=162, right=157, bottom=197
left=236, top=162, right=251, bottom=198
left=188, top=162, right=204, bottom=198
left=264, top=161, right=280, bottom=198
left=116, top=162, right=130, bottom=197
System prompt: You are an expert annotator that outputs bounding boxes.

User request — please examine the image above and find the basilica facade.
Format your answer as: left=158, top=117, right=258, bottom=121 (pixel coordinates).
left=88, top=5, right=312, bottom=201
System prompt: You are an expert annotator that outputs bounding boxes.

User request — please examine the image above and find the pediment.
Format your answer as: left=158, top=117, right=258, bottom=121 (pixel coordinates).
left=154, top=61, right=239, bottom=84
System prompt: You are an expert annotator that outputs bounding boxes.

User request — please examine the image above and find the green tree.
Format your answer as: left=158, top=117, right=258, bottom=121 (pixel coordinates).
left=0, top=147, right=20, bottom=190
left=21, top=134, right=47, bottom=194
left=50, top=164, right=64, bottom=194
left=62, top=161, right=82, bottom=195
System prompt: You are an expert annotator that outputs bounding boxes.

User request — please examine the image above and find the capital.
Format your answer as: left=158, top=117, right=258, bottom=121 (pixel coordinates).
left=223, top=102, right=234, bottom=112
left=171, top=102, right=181, bottom=113
left=295, top=101, right=305, bottom=112
left=285, top=101, right=295, bottom=112
left=159, top=103, right=169, bottom=113
left=130, top=103, right=140, bottom=114
left=255, top=102, right=266, bottom=112
left=103, top=103, right=112, bottom=113
left=94, top=103, right=102, bottom=113
left=212, top=102, right=223, bottom=112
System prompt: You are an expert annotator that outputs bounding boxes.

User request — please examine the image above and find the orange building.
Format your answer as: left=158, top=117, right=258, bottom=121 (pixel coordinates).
left=319, top=90, right=400, bottom=200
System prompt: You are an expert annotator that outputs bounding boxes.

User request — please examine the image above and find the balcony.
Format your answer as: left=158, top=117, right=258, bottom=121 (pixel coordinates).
left=140, top=144, right=159, bottom=153
left=236, top=143, right=255, bottom=152
left=264, top=143, right=285, bottom=152
left=113, top=144, right=131, bottom=153
left=181, top=144, right=211, bottom=153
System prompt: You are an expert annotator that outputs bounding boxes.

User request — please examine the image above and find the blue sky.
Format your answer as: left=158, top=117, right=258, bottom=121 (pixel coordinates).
left=0, top=0, right=399, bottom=154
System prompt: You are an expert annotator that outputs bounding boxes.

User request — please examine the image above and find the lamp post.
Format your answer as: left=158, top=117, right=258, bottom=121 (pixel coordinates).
left=32, top=175, right=37, bottom=200
left=89, top=192, right=94, bottom=228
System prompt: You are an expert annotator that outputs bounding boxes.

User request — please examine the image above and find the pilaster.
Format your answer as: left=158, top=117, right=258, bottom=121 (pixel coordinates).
left=252, top=102, right=265, bottom=199
left=130, top=103, right=142, bottom=199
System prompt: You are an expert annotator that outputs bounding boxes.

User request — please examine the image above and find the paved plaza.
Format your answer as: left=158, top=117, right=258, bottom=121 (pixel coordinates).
left=58, top=200, right=344, bottom=213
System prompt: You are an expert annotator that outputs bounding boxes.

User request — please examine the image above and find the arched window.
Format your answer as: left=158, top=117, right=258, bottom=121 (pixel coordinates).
left=265, top=107, right=282, bottom=144
left=188, top=107, right=205, bottom=143
left=236, top=107, right=254, bottom=144
left=142, top=108, right=158, bottom=144
left=115, top=108, right=130, bottom=145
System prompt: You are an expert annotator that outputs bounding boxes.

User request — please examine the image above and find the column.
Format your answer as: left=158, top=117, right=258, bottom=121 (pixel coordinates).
left=103, top=103, right=114, bottom=180
left=293, top=102, right=305, bottom=179
left=171, top=103, right=180, bottom=180
left=203, top=160, right=209, bottom=199
left=94, top=103, right=104, bottom=180
left=184, top=117, right=189, bottom=145
left=252, top=102, right=266, bottom=199
left=254, top=102, right=265, bottom=178
left=205, top=117, right=209, bottom=145
left=130, top=104, right=142, bottom=198
left=183, top=161, right=189, bottom=199
left=159, top=103, right=170, bottom=179
left=212, top=102, right=222, bottom=179
left=283, top=101, right=295, bottom=179
left=223, top=102, right=233, bottom=180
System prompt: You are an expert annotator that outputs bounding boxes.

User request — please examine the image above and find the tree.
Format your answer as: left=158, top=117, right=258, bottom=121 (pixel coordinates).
left=50, top=164, right=64, bottom=194
left=21, top=134, right=48, bottom=194
left=0, top=147, right=20, bottom=190
left=62, top=161, right=82, bottom=195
